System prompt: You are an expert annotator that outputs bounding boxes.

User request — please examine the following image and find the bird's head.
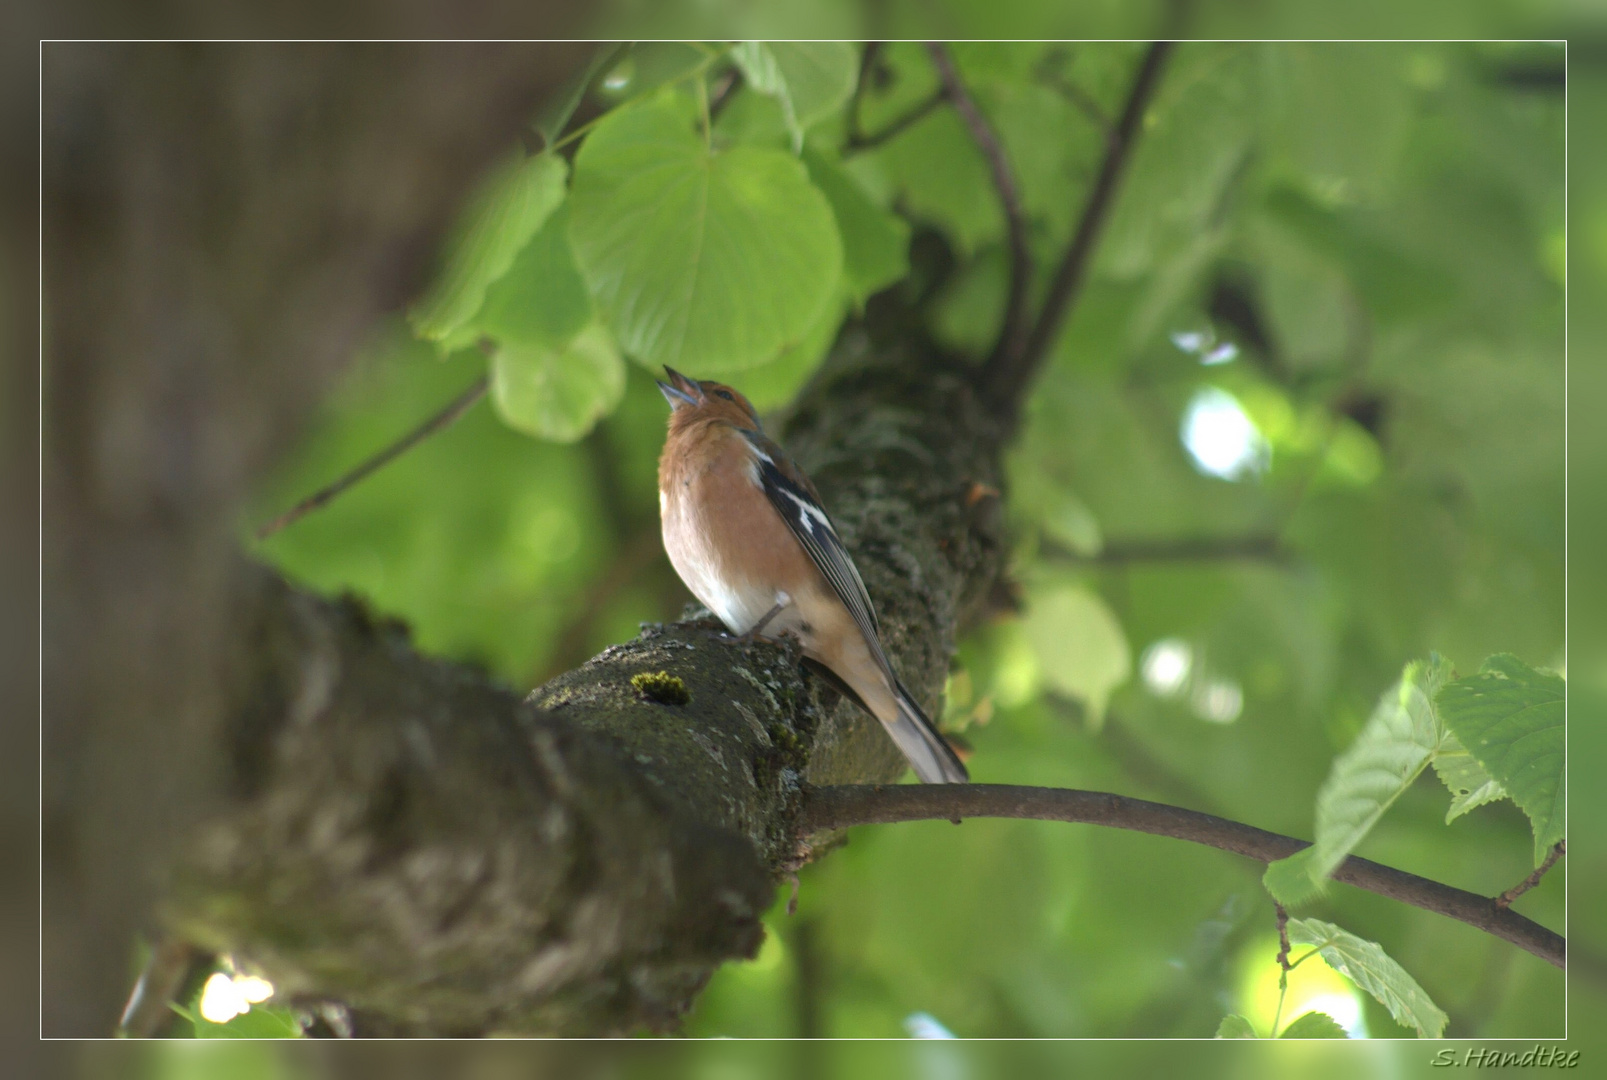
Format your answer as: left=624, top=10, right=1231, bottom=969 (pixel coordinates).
left=657, top=367, right=761, bottom=431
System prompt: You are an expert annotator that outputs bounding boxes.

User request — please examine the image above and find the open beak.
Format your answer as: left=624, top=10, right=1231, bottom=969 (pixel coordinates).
left=656, top=366, right=701, bottom=409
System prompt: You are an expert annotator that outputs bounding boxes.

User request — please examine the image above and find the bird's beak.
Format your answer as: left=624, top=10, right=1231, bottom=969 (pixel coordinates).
left=657, top=367, right=701, bottom=409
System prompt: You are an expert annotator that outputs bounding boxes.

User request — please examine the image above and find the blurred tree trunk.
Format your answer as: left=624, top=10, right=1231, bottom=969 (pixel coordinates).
left=41, top=42, right=1010, bottom=1035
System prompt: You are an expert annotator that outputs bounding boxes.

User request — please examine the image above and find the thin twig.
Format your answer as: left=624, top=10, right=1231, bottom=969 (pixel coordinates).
left=1496, top=840, right=1565, bottom=908
left=924, top=42, right=1031, bottom=372
left=1275, top=903, right=1292, bottom=971
left=845, top=90, right=947, bottom=152
left=800, top=784, right=1567, bottom=970
left=1041, top=534, right=1290, bottom=566
left=991, top=41, right=1175, bottom=417
left=254, top=374, right=489, bottom=540
left=1271, top=902, right=1293, bottom=1036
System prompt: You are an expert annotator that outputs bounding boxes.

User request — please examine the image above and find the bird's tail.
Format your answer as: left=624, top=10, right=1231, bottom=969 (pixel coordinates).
left=888, top=680, right=969, bottom=784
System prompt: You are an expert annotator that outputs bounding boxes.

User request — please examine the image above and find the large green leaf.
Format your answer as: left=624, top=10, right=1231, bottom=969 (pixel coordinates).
left=474, top=204, right=592, bottom=348
left=569, top=99, right=842, bottom=373
left=1279, top=1010, right=1349, bottom=1039
left=1286, top=918, right=1448, bottom=1038
left=410, top=152, right=569, bottom=346
left=1024, top=584, right=1131, bottom=729
left=1437, top=654, right=1565, bottom=864
left=1308, top=655, right=1452, bottom=880
left=490, top=323, right=624, bottom=442
left=1431, top=729, right=1508, bottom=823
left=1215, top=1014, right=1258, bottom=1038
left=802, top=149, right=910, bottom=305
left=735, top=297, right=845, bottom=412
left=731, top=42, right=858, bottom=150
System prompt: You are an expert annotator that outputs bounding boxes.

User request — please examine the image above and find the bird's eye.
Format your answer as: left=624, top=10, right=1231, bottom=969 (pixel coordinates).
left=714, top=389, right=735, bottom=402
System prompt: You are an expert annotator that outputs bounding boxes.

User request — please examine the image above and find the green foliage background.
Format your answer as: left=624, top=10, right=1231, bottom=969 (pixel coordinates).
left=232, top=40, right=1564, bottom=1043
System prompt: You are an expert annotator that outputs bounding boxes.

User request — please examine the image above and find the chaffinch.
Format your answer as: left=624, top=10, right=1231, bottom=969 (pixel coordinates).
left=656, top=367, right=969, bottom=784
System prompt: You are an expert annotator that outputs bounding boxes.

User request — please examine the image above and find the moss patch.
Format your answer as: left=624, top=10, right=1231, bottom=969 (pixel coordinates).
left=631, top=670, right=691, bottom=706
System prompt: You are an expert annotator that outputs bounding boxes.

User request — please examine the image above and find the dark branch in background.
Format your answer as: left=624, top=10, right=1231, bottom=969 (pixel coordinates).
left=707, top=66, right=742, bottom=123
left=1497, top=841, right=1565, bottom=908
left=924, top=43, right=1031, bottom=373
left=1041, top=533, right=1291, bottom=566
left=844, top=91, right=947, bottom=152
left=253, top=372, right=489, bottom=540
left=989, top=41, right=1175, bottom=418
left=800, top=784, right=1567, bottom=970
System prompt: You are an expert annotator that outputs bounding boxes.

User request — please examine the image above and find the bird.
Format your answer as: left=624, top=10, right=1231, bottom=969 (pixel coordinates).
left=655, top=366, right=968, bottom=784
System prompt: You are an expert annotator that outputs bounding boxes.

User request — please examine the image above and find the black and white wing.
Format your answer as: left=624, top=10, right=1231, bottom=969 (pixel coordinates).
left=744, top=432, right=890, bottom=671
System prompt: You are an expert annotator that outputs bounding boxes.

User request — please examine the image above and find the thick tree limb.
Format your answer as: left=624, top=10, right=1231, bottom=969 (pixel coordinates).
left=990, top=41, right=1175, bottom=417
left=800, top=784, right=1566, bottom=970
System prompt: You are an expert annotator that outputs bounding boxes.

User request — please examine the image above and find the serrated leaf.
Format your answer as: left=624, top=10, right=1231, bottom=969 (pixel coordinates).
left=1279, top=1010, right=1348, bottom=1039
left=474, top=204, right=592, bottom=348
left=410, top=152, right=569, bottom=346
left=801, top=149, right=910, bottom=305
left=1262, top=847, right=1329, bottom=908
left=1024, top=584, right=1130, bottom=729
left=731, top=42, right=858, bottom=151
left=1308, top=655, right=1453, bottom=881
left=569, top=100, right=842, bottom=373
left=490, top=323, right=624, bottom=442
left=1215, top=1014, right=1259, bottom=1038
left=1437, top=654, right=1565, bottom=864
left=1432, top=729, right=1508, bottom=823
left=1286, top=918, right=1448, bottom=1038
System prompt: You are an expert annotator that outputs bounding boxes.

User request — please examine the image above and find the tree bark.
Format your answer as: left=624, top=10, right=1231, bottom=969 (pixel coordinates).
left=41, top=40, right=597, bottom=1036
left=42, top=42, right=1010, bottom=1035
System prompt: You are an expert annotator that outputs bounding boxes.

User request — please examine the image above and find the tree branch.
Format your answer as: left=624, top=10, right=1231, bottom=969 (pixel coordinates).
left=923, top=42, right=1031, bottom=373
left=844, top=90, right=947, bottom=152
left=844, top=42, right=952, bottom=154
left=799, top=784, right=1567, bottom=970
left=989, top=41, right=1175, bottom=417
left=1497, top=840, right=1565, bottom=908
left=254, top=373, right=489, bottom=540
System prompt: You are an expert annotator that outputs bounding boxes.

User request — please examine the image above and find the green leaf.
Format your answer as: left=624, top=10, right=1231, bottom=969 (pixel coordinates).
left=1261, top=847, right=1329, bottom=908
left=1215, top=1013, right=1259, bottom=1038
left=1286, top=918, right=1448, bottom=1038
left=801, top=149, right=910, bottom=305
left=1024, top=584, right=1131, bottom=729
left=474, top=204, right=592, bottom=348
left=731, top=42, right=858, bottom=150
left=171, top=1000, right=304, bottom=1039
left=1432, top=729, right=1509, bottom=823
left=490, top=323, right=625, bottom=442
left=874, top=107, right=1002, bottom=255
left=1436, top=653, right=1565, bottom=864
left=1308, top=655, right=1453, bottom=881
left=410, top=152, right=570, bottom=346
left=569, top=100, right=842, bottom=373
left=533, top=44, right=626, bottom=149
left=735, top=298, right=845, bottom=412
left=1279, top=1010, right=1349, bottom=1039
